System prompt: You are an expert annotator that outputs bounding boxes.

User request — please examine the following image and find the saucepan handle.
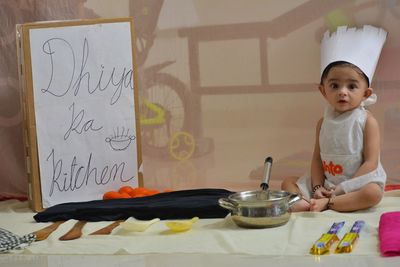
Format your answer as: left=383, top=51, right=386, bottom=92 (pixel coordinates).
left=288, top=193, right=301, bottom=207
left=218, top=198, right=238, bottom=212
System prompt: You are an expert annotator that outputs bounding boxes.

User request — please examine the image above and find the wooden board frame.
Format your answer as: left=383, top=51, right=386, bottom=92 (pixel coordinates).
left=16, top=18, right=143, bottom=211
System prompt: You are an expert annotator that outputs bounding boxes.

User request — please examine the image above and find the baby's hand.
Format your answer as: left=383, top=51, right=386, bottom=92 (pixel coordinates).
left=313, top=187, right=334, bottom=199
left=333, top=185, right=344, bottom=196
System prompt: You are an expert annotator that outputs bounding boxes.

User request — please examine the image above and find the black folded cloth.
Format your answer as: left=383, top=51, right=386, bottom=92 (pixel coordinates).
left=34, top=188, right=234, bottom=222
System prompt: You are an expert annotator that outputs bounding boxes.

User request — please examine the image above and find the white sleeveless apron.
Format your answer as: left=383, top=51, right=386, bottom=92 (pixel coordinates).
left=296, top=98, right=386, bottom=200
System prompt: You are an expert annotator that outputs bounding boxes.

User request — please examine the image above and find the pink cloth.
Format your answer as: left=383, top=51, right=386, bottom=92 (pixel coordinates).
left=379, top=211, right=400, bottom=257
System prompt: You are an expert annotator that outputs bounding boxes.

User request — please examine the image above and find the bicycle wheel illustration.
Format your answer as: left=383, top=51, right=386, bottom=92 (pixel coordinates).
left=140, top=72, right=190, bottom=158
left=168, top=131, right=196, bottom=161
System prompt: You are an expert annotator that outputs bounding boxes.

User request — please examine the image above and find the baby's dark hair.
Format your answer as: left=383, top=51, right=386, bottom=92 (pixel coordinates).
left=320, top=61, right=370, bottom=86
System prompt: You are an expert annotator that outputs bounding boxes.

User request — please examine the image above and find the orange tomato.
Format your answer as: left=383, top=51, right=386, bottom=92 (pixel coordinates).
left=119, top=186, right=134, bottom=195
left=113, top=186, right=172, bottom=198
left=146, top=189, right=160, bottom=196
left=119, top=192, right=132, bottom=199
left=133, top=193, right=146, bottom=198
left=130, top=187, right=148, bottom=197
left=103, top=191, right=121, bottom=200
left=103, top=191, right=133, bottom=200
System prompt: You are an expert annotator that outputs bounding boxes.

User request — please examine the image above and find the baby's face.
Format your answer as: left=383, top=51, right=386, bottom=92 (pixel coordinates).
left=319, top=66, right=371, bottom=114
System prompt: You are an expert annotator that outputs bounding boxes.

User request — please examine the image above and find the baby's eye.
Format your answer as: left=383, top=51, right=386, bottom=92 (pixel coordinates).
left=348, top=84, right=358, bottom=90
left=329, top=83, right=339, bottom=89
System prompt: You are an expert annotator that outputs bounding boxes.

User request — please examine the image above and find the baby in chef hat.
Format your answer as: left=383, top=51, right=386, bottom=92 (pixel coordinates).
left=281, top=25, right=387, bottom=212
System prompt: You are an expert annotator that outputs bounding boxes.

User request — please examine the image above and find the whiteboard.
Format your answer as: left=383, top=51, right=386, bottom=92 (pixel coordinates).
left=17, top=18, right=142, bottom=210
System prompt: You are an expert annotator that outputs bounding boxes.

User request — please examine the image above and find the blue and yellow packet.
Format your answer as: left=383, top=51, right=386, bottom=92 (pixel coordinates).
left=335, top=220, right=365, bottom=253
left=310, top=221, right=345, bottom=255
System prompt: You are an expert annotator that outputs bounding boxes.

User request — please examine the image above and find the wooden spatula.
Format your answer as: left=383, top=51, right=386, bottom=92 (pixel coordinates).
left=59, top=220, right=87, bottom=241
left=32, top=221, right=65, bottom=241
left=89, top=220, right=124, bottom=235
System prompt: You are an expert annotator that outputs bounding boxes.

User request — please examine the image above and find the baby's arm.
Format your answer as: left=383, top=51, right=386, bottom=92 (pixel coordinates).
left=339, top=113, right=381, bottom=194
left=310, top=118, right=330, bottom=198
left=352, top=113, right=380, bottom=177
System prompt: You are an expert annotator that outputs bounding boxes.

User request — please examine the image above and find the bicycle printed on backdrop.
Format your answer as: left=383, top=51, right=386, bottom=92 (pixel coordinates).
left=132, top=0, right=209, bottom=161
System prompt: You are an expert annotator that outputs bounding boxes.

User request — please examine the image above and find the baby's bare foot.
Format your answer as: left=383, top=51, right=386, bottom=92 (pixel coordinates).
left=289, top=199, right=310, bottom=212
left=310, top=198, right=329, bottom=212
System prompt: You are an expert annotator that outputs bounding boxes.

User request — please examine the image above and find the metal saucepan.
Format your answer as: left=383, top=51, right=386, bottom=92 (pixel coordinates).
left=218, top=190, right=300, bottom=228
left=218, top=156, right=300, bottom=228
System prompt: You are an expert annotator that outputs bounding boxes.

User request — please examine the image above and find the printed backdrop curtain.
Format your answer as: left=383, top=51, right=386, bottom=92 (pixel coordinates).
left=1, top=0, right=400, bottom=201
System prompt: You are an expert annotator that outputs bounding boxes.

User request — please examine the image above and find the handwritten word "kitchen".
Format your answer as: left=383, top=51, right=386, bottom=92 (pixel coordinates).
left=47, top=149, right=134, bottom=197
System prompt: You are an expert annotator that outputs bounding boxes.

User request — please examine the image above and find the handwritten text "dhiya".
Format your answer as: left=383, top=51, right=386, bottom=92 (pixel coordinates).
left=47, top=149, right=135, bottom=197
left=40, top=37, right=134, bottom=105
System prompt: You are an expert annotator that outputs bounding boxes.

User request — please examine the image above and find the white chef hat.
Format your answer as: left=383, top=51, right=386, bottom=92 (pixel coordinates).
left=320, top=25, right=387, bottom=84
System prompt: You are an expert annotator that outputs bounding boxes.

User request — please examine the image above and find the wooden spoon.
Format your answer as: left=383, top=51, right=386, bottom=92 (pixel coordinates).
left=89, top=220, right=124, bottom=235
left=33, top=221, right=65, bottom=241
left=59, top=220, right=87, bottom=241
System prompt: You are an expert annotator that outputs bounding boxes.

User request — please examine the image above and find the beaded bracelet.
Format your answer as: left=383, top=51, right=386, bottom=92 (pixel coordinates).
left=312, top=184, right=322, bottom=194
left=327, top=197, right=334, bottom=209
